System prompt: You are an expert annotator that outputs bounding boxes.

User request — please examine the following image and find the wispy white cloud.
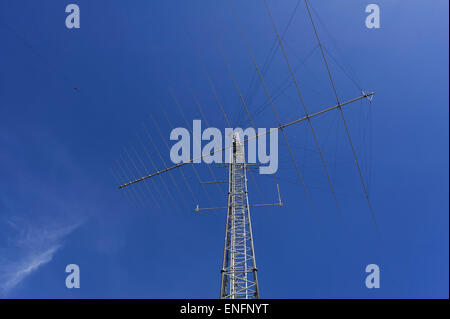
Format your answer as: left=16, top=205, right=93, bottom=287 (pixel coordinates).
left=0, top=245, right=59, bottom=295
left=0, top=119, right=91, bottom=296
left=0, top=220, right=82, bottom=296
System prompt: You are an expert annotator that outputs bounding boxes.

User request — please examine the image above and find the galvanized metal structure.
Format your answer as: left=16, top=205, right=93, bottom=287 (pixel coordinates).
left=116, top=0, right=378, bottom=299
left=220, top=133, right=259, bottom=299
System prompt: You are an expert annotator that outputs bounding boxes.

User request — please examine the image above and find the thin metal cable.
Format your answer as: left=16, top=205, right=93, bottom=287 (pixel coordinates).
left=304, top=0, right=380, bottom=235
left=130, top=144, right=164, bottom=211
left=125, top=147, right=162, bottom=210
left=123, top=148, right=153, bottom=206
left=162, top=108, right=212, bottom=204
left=201, top=63, right=232, bottom=127
left=246, top=45, right=319, bottom=124
left=264, top=0, right=348, bottom=233
left=304, top=0, right=340, bottom=102
left=205, top=48, right=267, bottom=201
left=246, top=166, right=264, bottom=202
left=237, top=0, right=302, bottom=127
left=119, top=154, right=146, bottom=206
left=308, top=3, right=364, bottom=91
left=142, top=123, right=191, bottom=211
left=118, top=92, right=373, bottom=189
left=150, top=113, right=199, bottom=206
left=216, top=41, right=278, bottom=197
left=111, top=166, right=136, bottom=206
left=323, top=46, right=363, bottom=92
left=137, top=134, right=179, bottom=207
left=284, top=41, right=333, bottom=95
left=217, top=43, right=257, bottom=130
left=185, top=80, right=209, bottom=127
left=229, top=0, right=321, bottom=224
left=131, top=143, right=164, bottom=201
left=115, top=160, right=140, bottom=206
left=170, top=88, right=224, bottom=196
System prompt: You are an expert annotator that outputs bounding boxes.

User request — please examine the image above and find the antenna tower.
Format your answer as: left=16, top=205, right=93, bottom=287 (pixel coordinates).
left=115, top=0, right=378, bottom=299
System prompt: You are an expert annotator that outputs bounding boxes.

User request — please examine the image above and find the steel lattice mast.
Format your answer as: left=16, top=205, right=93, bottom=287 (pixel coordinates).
left=115, top=0, right=378, bottom=297
left=220, top=133, right=259, bottom=299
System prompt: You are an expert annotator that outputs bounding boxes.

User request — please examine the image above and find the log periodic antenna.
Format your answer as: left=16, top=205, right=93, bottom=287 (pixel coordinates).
left=116, top=1, right=377, bottom=299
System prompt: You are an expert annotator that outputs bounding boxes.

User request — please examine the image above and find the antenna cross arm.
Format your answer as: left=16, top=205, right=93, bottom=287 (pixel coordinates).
left=118, top=162, right=186, bottom=189
left=117, top=91, right=374, bottom=189
left=199, top=180, right=228, bottom=185
left=195, top=202, right=283, bottom=212
left=280, top=92, right=374, bottom=129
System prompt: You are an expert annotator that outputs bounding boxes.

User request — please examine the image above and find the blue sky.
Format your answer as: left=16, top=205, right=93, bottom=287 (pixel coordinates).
left=0, top=0, right=448, bottom=298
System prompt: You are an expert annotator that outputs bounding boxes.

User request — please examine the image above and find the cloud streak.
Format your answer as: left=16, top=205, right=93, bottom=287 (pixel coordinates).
left=0, top=123, right=90, bottom=296
left=0, top=245, right=60, bottom=295
left=0, top=218, right=82, bottom=296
